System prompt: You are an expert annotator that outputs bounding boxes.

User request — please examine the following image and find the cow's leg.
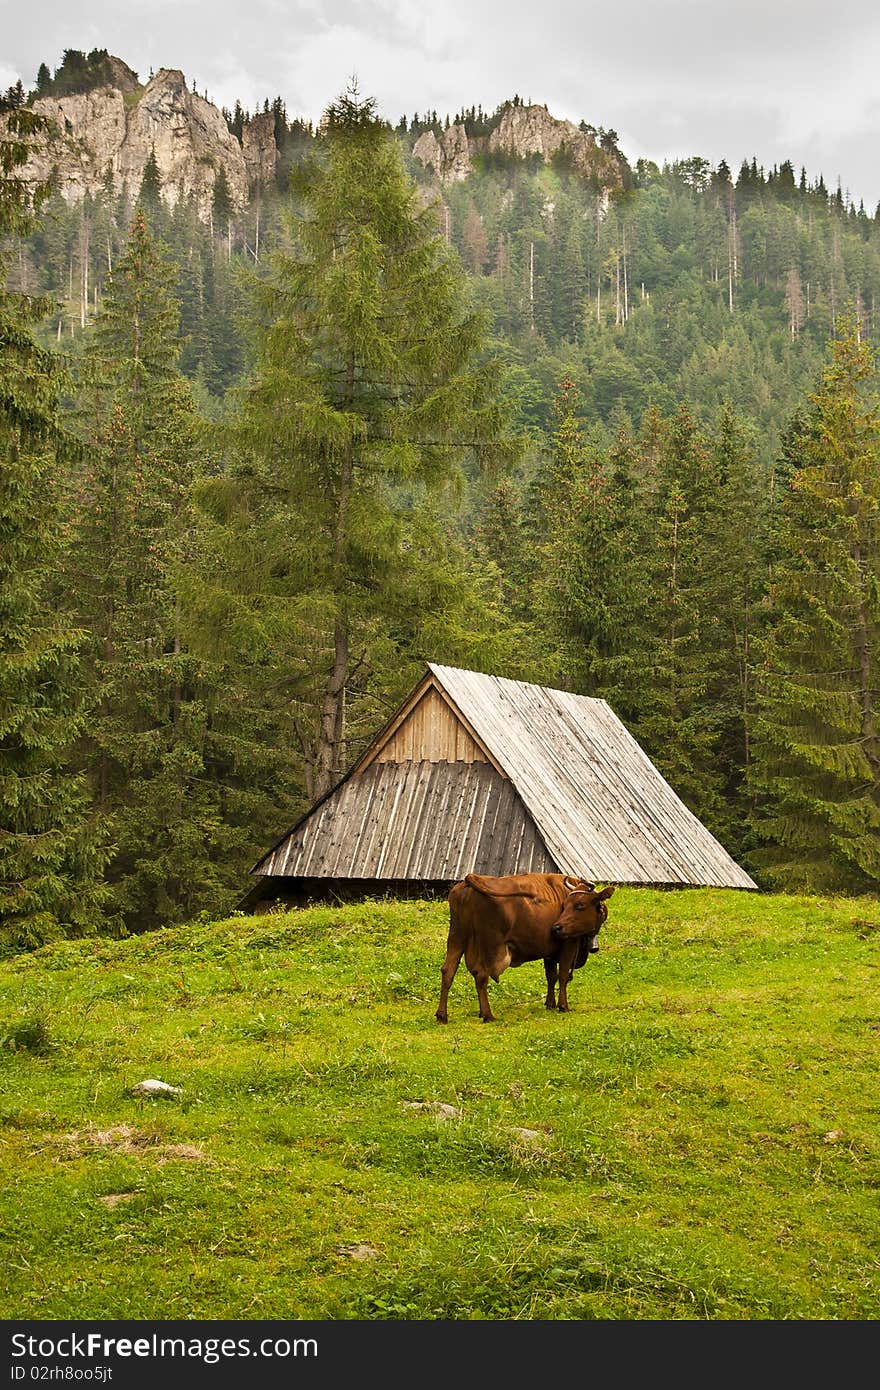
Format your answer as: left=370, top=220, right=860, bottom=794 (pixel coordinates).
left=436, top=937, right=465, bottom=1024
left=463, top=941, right=498, bottom=1022
left=557, top=943, right=578, bottom=1012
left=544, top=957, right=558, bottom=1010
left=476, top=941, right=513, bottom=1022
left=473, top=970, right=495, bottom=1022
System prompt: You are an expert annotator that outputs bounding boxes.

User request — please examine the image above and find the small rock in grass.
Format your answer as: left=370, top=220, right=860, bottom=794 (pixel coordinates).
left=97, top=1193, right=136, bottom=1208
left=402, top=1100, right=461, bottom=1119
left=336, top=1244, right=380, bottom=1261
left=129, top=1079, right=182, bottom=1098
left=823, top=1129, right=844, bottom=1144
left=510, top=1127, right=542, bottom=1141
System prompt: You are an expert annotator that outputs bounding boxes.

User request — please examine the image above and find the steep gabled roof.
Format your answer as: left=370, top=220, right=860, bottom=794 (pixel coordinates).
left=251, top=664, right=757, bottom=890
left=424, top=664, right=756, bottom=888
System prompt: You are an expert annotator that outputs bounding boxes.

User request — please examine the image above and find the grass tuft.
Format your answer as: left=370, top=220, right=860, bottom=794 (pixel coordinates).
left=2, top=1010, right=53, bottom=1055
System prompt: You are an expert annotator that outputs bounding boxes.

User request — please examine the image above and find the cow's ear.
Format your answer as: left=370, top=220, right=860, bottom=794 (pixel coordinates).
left=596, top=885, right=615, bottom=901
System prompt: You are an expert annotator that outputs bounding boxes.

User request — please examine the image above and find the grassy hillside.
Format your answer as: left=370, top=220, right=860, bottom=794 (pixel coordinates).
left=1, top=889, right=878, bottom=1320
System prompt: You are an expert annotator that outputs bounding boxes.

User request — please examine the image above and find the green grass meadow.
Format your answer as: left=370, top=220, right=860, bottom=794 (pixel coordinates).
left=1, top=889, right=878, bottom=1320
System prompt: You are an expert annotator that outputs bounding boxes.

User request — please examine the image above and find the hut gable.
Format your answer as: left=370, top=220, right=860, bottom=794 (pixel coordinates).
left=248, top=664, right=757, bottom=902
left=353, top=679, right=498, bottom=772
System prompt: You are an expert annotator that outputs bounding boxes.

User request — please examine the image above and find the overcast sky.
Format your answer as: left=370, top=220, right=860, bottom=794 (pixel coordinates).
left=3, top=0, right=879, bottom=207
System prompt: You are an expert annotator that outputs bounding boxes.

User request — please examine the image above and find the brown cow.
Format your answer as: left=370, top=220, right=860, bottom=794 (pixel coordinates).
left=435, top=872, right=615, bottom=1023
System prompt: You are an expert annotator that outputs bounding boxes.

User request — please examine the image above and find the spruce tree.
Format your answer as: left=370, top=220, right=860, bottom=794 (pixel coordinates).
left=137, top=147, right=162, bottom=219
left=211, top=166, right=234, bottom=249
left=752, top=315, right=880, bottom=891
left=606, top=405, right=730, bottom=829
left=65, top=212, right=231, bottom=930
left=708, top=403, right=767, bottom=849
left=472, top=478, right=533, bottom=623
left=557, top=415, right=651, bottom=700
left=204, top=84, right=516, bottom=799
left=0, top=99, right=109, bottom=949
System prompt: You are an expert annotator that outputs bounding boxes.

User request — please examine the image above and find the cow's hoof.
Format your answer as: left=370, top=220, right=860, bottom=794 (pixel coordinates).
left=435, top=1013, right=448, bottom=1024
left=545, top=1000, right=556, bottom=1010
left=557, top=1005, right=570, bottom=1013
left=481, top=1015, right=496, bottom=1023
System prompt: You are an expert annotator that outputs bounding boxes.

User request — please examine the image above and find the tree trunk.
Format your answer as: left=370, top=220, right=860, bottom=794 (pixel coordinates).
left=313, top=355, right=356, bottom=797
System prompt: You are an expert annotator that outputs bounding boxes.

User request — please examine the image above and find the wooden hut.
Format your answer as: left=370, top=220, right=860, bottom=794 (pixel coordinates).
left=243, top=663, right=756, bottom=907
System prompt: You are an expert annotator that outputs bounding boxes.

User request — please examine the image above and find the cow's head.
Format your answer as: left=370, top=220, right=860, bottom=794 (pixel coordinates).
left=551, top=882, right=615, bottom=951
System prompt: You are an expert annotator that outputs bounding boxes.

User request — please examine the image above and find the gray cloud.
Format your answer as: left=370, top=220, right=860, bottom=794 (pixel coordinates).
left=4, top=0, right=878, bottom=205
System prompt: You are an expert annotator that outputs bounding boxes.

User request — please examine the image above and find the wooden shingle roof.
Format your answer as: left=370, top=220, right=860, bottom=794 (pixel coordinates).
left=257, top=760, right=556, bottom=882
left=423, top=664, right=756, bottom=889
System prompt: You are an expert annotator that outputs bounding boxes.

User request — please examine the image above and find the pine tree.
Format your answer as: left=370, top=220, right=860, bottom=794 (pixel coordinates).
left=461, top=201, right=489, bottom=274
left=708, top=403, right=768, bottom=851
left=0, top=98, right=109, bottom=949
left=752, top=314, right=880, bottom=891
left=211, top=166, right=234, bottom=249
left=202, top=84, right=516, bottom=799
left=622, top=405, right=730, bottom=827
left=558, top=417, right=652, bottom=699
left=472, top=478, right=533, bottom=622
left=65, top=212, right=232, bottom=930
left=137, top=147, right=162, bottom=216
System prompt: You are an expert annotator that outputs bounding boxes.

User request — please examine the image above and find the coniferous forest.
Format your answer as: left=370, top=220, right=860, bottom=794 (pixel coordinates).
left=2, top=66, right=880, bottom=951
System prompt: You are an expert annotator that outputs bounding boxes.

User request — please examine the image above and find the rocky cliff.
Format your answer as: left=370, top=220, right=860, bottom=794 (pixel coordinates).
left=15, top=67, right=625, bottom=216
left=19, top=65, right=274, bottom=214
left=412, top=103, right=628, bottom=189
left=241, top=111, right=278, bottom=188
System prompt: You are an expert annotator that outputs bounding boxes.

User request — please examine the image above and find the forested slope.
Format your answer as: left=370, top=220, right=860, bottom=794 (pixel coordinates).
left=2, top=71, right=879, bottom=946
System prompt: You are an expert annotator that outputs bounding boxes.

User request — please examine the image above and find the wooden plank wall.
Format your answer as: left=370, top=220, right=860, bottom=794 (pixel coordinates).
left=260, top=761, right=555, bottom=881
left=373, top=687, right=489, bottom=766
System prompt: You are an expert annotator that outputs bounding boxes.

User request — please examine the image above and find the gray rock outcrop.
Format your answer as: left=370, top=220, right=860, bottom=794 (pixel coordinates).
left=20, top=66, right=250, bottom=215
left=242, top=110, right=278, bottom=189
left=412, top=103, right=628, bottom=190
left=412, top=124, right=473, bottom=183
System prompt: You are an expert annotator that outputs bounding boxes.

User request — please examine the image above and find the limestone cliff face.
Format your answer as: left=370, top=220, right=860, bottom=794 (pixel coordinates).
left=413, top=103, right=628, bottom=190
left=242, top=111, right=278, bottom=188
left=488, top=105, right=624, bottom=185
left=21, top=67, right=252, bottom=213
left=412, top=124, right=473, bottom=183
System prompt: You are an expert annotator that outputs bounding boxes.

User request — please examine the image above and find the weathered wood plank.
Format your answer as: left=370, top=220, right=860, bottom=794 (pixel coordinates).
left=372, top=686, right=488, bottom=766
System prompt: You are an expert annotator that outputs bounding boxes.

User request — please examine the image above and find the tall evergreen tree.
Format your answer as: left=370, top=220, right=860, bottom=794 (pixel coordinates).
left=555, top=414, right=650, bottom=699
left=0, top=99, right=109, bottom=949
left=65, top=212, right=231, bottom=930
left=211, top=166, right=234, bottom=250
left=202, top=84, right=516, bottom=799
left=752, top=314, right=880, bottom=891
left=137, top=147, right=162, bottom=217
left=620, top=405, right=730, bottom=828
left=707, top=403, right=768, bottom=851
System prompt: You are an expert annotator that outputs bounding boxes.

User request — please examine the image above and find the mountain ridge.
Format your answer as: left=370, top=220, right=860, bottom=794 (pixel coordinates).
left=8, top=53, right=630, bottom=217
left=17, top=65, right=252, bottom=213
